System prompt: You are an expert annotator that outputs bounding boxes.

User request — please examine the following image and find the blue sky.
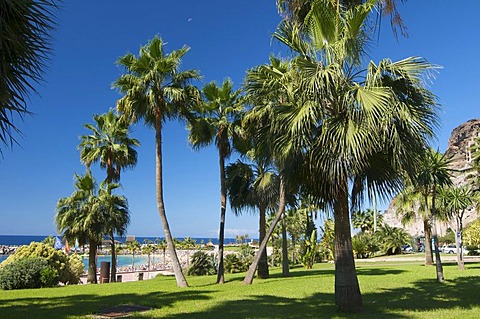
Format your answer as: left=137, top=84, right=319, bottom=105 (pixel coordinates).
left=0, top=1, right=479, bottom=238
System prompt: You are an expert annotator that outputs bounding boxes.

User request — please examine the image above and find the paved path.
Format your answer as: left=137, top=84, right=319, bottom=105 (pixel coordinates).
left=79, top=269, right=174, bottom=284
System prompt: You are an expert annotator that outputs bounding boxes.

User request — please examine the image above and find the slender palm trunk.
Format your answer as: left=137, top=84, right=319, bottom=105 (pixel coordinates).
left=155, top=115, right=188, bottom=287
left=87, top=241, right=98, bottom=284
left=422, top=194, right=433, bottom=266
left=281, top=210, right=289, bottom=276
left=244, top=175, right=286, bottom=284
left=455, top=214, right=465, bottom=270
left=216, top=150, right=227, bottom=284
left=334, top=179, right=362, bottom=312
left=431, top=191, right=444, bottom=282
left=110, top=232, right=117, bottom=282
left=131, top=250, right=135, bottom=269
left=257, top=202, right=269, bottom=279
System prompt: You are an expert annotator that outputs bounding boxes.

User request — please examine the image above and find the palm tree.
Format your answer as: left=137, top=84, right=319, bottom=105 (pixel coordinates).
left=79, top=109, right=139, bottom=282
left=126, top=240, right=141, bottom=270
left=188, top=78, right=243, bottom=284
left=0, top=0, right=58, bottom=149
left=260, top=0, right=439, bottom=311
left=226, top=158, right=279, bottom=279
left=438, top=185, right=475, bottom=270
left=97, top=182, right=130, bottom=281
left=55, top=173, right=104, bottom=284
left=378, top=224, right=411, bottom=255
left=412, top=149, right=453, bottom=281
left=352, top=209, right=384, bottom=233
left=115, top=36, right=201, bottom=287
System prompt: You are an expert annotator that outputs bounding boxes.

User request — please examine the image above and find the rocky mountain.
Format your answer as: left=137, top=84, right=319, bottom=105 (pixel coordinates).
left=383, top=119, right=480, bottom=236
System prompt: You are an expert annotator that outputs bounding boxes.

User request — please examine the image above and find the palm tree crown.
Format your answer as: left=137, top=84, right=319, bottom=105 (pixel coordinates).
left=79, top=109, right=140, bottom=183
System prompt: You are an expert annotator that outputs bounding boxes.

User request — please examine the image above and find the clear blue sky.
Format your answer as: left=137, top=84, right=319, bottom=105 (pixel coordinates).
left=0, top=1, right=479, bottom=238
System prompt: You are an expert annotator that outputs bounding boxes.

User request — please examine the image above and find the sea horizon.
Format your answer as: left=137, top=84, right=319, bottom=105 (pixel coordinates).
left=0, top=234, right=255, bottom=246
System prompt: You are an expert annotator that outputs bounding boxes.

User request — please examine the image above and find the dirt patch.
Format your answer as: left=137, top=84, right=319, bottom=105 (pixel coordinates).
left=91, top=305, right=153, bottom=318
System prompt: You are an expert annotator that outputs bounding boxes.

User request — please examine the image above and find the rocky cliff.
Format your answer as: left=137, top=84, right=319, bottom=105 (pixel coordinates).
left=383, top=119, right=480, bottom=236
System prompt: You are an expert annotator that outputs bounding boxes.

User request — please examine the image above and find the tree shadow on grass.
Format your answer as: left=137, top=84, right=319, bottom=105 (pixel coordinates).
left=2, top=269, right=480, bottom=319
left=152, top=274, right=480, bottom=319
left=0, top=289, right=214, bottom=319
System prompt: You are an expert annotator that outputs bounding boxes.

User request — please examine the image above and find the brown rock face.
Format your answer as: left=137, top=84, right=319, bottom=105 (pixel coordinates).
left=382, top=119, right=480, bottom=236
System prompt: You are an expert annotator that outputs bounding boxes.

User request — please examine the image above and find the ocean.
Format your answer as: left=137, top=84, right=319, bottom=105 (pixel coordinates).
left=0, top=234, right=241, bottom=246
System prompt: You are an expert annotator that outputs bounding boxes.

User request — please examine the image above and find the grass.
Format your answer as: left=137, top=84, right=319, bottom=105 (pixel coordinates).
left=1, top=261, right=480, bottom=318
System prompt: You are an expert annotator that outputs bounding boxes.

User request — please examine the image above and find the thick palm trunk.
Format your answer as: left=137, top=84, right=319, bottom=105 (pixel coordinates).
left=333, top=181, right=362, bottom=312
left=110, top=232, right=117, bottom=282
left=455, top=215, right=465, bottom=270
left=87, top=241, right=98, bottom=284
left=281, top=210, right=289, bottom=276
left=216, top=151, right=227, bottom=284
left=155, top=116, right=188, bottom=287
left=257, top=202, right=269, bottom=279
left=244, top=175, right=286, bottom=284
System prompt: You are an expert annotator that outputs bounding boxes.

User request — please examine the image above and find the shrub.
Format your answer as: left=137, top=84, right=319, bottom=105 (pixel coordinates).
left=1, top=242, right=81, bottom=284
left=187, top=251, right=216, bottom=276
left=352, top=232, right=380, bottom=258
left=224, top=253, right=251, bottom=273
left=0, top=257, right=57, bottom=290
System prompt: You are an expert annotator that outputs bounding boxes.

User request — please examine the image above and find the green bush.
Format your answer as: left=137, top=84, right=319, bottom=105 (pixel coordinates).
left=352, top=232, right=380, bottom=258
left=0, top=257, right=56, bottom=290
left=224, top=253, right=250, bottom=273
left=1, top=242, right=81, bottom=284
left=187, top=251, right=216, bottom=276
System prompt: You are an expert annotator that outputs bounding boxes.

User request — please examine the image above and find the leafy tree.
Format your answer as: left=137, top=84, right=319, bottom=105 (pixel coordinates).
left=188, top=79, right=243, bottom=284
left=268, top=0, right=439, bottom=310
left=437, top=185, right=475, bottom=270
left=0, top=0, right=58, bottom=149
left=79, top=109, right=138, bottom=282
left=464, top=218, right=480, bottom=247
left=319, top=218, right=335, bottom=261
left=115, top=36, right=201, bottom=287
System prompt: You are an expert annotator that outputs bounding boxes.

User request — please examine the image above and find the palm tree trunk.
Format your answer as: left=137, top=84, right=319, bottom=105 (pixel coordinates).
left=333, top=179, right=362, bottom=312
left=216, top=151, right=227, bottom=284
left=456, top=215, right=465, bottom=270
left=87, top=241, right=98, bottom=284
left=244, top=175, right=286, bottom=284
left=281, top=210, right=289, bottom=277
left=110, top=232, right=116, bottom=282
left=257, top=202, right=269, bottom=279
left=155, top=115, right=188, bottom=287
left=423, top=219, right=433, bottom=265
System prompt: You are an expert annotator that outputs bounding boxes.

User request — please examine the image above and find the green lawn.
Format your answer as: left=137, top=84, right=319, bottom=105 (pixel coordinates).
left=1, top=261, right=479, bottom=318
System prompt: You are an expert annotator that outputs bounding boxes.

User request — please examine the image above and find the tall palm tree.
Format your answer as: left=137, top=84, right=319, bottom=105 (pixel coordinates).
left=263, top=0, right=439, bottom=311
left=115, top=36, right=201, bottom=287
left=226, top=158, right=279, bottom=279
left=242, top=55, right=306, bottom=283
left=0, top=0, right=58, bottom=149
left=188, top=79, right=243, bottom=284
left=55, top=173, right=104, bottom=284
left=437, top=185, right=475, bottom=270
left=79, top=109, right=139, bottom=282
